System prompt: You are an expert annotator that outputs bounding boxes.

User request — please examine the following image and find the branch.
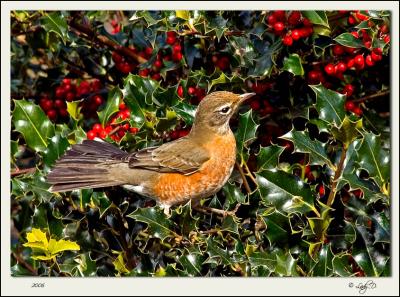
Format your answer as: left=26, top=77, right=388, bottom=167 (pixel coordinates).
left=67, top=18, right=147, bottom=64
left=327, top=145, right=347, bottom=207
left=353, top=90, right=390, bottom=104
left=11, top=167, right=36, bottom=177
left=235, top=161, right=252, bottom=194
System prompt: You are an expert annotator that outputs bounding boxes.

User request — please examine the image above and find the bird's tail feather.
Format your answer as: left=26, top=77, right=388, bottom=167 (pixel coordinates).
left=47, top=140, right=128, bottom=192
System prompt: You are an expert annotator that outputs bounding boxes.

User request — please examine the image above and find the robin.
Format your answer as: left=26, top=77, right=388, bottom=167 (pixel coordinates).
left=47, top=91, right=255, bottom=214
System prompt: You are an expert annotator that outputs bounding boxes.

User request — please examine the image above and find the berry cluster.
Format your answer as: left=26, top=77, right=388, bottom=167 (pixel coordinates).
left=212, top=54, right=230, bottom=71
left=187, top=85, right=206, bottom=105
left=267, top=11, right=313, bottom=46
left=110, top=19, right=121, bottom=34
left=112, top=50, right=137, bottom=75
left=86, top=101, right=139, bottom=141
left=40, top=78, right=103, bottom=122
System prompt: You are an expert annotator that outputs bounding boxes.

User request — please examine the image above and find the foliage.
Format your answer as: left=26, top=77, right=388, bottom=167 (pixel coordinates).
left=10, top=10, right=390, bottom=277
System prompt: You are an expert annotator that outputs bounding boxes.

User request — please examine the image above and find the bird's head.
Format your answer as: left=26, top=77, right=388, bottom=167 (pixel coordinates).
left=191, top=91, right=255, bottom=135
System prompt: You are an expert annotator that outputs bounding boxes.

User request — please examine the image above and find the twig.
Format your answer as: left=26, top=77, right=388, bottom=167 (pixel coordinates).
left=11, top=167, right=36, bottom=177
left=353, top=90, right=390, bottom=104
left=67, top=18, right=147, bottom=64
left=109, top=126, right=121, bottom=136
left=235, top=161, right=252, bottom=194
left=11, top=252, right=38, bottom=276
left=327, top=145, right=347, bottom=207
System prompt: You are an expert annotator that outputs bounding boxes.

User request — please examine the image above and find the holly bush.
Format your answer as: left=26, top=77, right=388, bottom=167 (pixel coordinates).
left=10, top=10, right=391, bottom=277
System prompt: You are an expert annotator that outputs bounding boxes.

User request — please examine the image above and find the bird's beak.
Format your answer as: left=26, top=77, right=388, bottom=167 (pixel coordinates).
left=238, top=92, right=256, bottom=104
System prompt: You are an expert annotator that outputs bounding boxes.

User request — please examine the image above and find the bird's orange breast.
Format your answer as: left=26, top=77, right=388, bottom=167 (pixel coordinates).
left=151, top=133, right=236, bottom=206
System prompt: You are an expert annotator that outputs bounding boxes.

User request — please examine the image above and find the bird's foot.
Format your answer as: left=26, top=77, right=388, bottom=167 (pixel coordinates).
left=192, top=204, right=239, bottom=218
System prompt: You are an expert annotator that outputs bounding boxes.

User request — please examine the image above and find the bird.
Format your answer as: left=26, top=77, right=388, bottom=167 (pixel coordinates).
left=47, top=91, right=255, bottom=214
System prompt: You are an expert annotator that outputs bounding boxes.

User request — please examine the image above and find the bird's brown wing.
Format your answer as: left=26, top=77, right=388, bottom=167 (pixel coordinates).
left=128, top=137, right=210, bottom=175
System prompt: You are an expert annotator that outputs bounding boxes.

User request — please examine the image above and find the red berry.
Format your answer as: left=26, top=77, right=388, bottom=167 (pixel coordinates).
left=93, top=95, right=103, bottom=106
left=130, top=127, right=139, bottom=134
left=59, top=108, right=68, bottom=117
left=383, top=35, right=390, bottom=43
left=153, top=60, right=163, bottom=69
left=40, top=98, right=53, bottom=112
left=64, top=84, right=72, bottom=93
left=380, top=24, right=389, bottom=34
left=319, top=185, right=325, bottom=196
left=112, top=51, right=123, bottom=63
left=324, top=64, right=336, bottom=75
left=356, top=12, right=369, bottom=21
left=332, top=45, right=344, bottom=56
left=105, top=126, right=113, bottom=134
left=353, top=107, right=363, bottom=116
left=336, top=62, right=347, bottom=73
left=344, top=47, right=356, bottom=54
left=351, top=31, right=359, bottom=39
left=119, top=102, right=126, bottom=110
left=308, top=70, right=321, bottom=84
left=47, top=109, right=57, bottom=121
left=273, top=10, right=286, bottom=21
left=91, top=79, right=101, bottom=91
left=345, top=101, right=355, bottom=111
left=99, top=130, right=108, bottom=139
left=365, top=55, right=374, bottom=67
left=303, top=18, right=312, bottom=27
left=173, top=44, right=182, bottom=53
left=177, top=85, right=184, bottom=97
left=118, top=130, right=125, bottom=138
left=122, top=123, right=130, bottom=131
left=54, top=99, right=65, bottom=109
left=167, top=31, right=176, bottom=38
left=87, top=130, right=97, bottom=140
left=273, top=22, right=285, bottom=32
left=172, top=51, right=183, bottom=61
left=163, top=55, right=171, bottom=61
left=55, top=86, right=65, bottom=98
left=145, top=47, right=153, bottom=56
left=120, top=109, right=130, bottom=120
left=267, top=14, right=277, bottom=25
left=291, top=29, right=301, bottom=41
left=364, top=41, right=372, bottom=49
left=178, top=129, right=189, bottom=138
left=354, top=55, right=364, bottom=66
left=288, top=11, right=301, bottom=26
left=92, top=123, right=102, bottom=133
left=344, top=84, right=355, bottom=97
left=166, top=36, right=176, bottom=45
left=121, top=62, right=131, bottom=74
left=347, top=58, right=355, bottom=68
left=250, top=100, right=261, bottom=111
left=188, top=87, right=196, bottom=95
left=282, top=35, right=293, bottom=46
left=348, top=15, right=357, bottom=25
left=299, top=27, right=312, bottom=38
left=371, top=51, right=382, bottom=62
left=139, top=68, right=150, bottom=77
left=373, top=47, right=383, bottom=55
left=62, top=78, right=71, bottom=85
left=151, top=73, right=161, bottom=81
left=66, top=92, right=75, bottom=102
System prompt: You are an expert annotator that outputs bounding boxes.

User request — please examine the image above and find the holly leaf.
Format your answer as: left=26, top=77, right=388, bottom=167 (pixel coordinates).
left=223, top=182, right=247, bottom=206
left=127, top=207, right=178, bottom=241
left=40, top=12, right=68, bottom=43
left=98, top=87, right=123, bottom=126
left=66, top=100, right=83, bottom=121
left=235, top=110, right=259, bottom=160
left=331, top=116, right=363, bottom=149
left=47, top=238, right=80, bottom=255
left=112, top=252, right=130, bottom=275
left=334, top=33, right=365, bottom=48
left=311, top=244, right=333, bottom=276
left=261, top=210, right=289, bottom=245
left=332, top=253, right=354, bottom=276
left=353, top=225, right=389, bottom=276
left=282, top=54, right=304, bottom=76
left=357, top=131, right=390, bottom=191
left=171, top=101, right=197, bottom=125
left=248, top=251, right=276, bottom=271
left=177, top=247, right=205, bottom=276
left=309, top=84, right=346, bottom=127
left=281, top=129, right=334, bottom=169
left=302, top=11, right=329, bottom=28
left=256, top=170, right=319, bottom=215
left=42, top=133, right=70, bottom=167
left=12, top=99, right=55, bottom=152
left=204, top=237, right=232, bottom=266
left=256, top=144, right=285, bottom=171
left=275, top=252, right=299, bottom=276
left=12, top=171, right=53, bottom=202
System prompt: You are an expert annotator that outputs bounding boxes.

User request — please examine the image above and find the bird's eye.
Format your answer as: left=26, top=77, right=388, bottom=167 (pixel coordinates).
left=220, top=106, right=231, bottom=114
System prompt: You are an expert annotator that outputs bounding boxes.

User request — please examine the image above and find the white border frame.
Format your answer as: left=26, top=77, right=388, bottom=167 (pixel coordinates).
left=1, top=1, right=399, bottom=296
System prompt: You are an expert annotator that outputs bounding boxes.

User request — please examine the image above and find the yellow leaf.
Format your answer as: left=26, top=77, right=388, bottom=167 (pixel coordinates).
left=26, top=228, right=48, bottom=246
left=112, top=253, right=129, bottom=275
left=176, top=10, right=190, bottom=20
left=48, top=239, right=80, bottom=255
left=66, top=100, right=83, bottom=121
left=31, top=254, right=55, bottom=261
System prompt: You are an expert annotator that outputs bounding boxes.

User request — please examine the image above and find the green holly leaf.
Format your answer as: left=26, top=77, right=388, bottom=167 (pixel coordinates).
left=256, top=144, right=285, bottom=171
left=334, top=33, right=365, bottom=48
left=331, top=116, right=363, bottom=149
left=171, top=201, right=198, bottom=237
left=332, top=253, right=354, bottom=276
left=281, top=129, right=333, bottom=168
left=223, top=182, right=247, bottom=206
left=372, top=211, right=390, bottom=244
left=235, top=110, right=259, bottom=161
left=256, top=170, right=319, bottom=215
left=248, top=251, right=276, bottom=271
left=221, top=215, right=240, bottom=235
left=98, top=87, right=123, bottom=127
left=310, top=84, right=346, bottom=127
left=171, top=101, right=197, bottom=125
left=353, top=225, right=389, bottom=276
left=204, top=237, right=232, bottom=266
left=127, top=207, right=178, bottom=241
left=42, top=133, right=70, bottom=167
left=112, top=252, right=130, bottom=275
left=275, top=252, right=299, bottom=276
left=328, top=221, right=356, bottom=251
left=12, top=171, right=53, bottom=202
left=302, top=11, right=329, bottom=28
left=311, top=244, right=333, bottom=276
left=208, top=72, right=243, bottom=92
left=282, top=54, right=304, bottom=76
left=11, top=140, right=19, bottom=157
left=260, top=210, right=289, bottom=245
left=40, top=12, right=68, bottom=44
left=357, top=131, right=390, bottom=191
left=12, top=99, right=55, bottom=152
left=177, top=247, right=205, bottom=276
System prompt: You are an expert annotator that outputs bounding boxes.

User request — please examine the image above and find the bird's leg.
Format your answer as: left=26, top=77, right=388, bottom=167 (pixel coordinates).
left=161, top=204, right=171, bottom=217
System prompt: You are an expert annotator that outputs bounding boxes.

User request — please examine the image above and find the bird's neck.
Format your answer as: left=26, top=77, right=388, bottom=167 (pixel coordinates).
left=190, top=121, right=232, bottom=139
